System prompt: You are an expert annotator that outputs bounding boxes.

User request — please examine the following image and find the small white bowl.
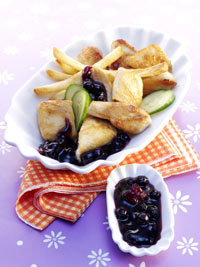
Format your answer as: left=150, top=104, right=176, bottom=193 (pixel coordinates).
left=106, top=164, right=174, bottom=256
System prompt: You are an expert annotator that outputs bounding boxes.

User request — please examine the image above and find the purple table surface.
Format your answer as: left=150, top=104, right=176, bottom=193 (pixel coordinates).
left=1, top=0, right=200, bottom=266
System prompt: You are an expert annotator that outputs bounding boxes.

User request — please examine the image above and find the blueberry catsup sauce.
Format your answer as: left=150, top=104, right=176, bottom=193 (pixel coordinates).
left=114, top=177, right=162, bottom=247
left=39, top=121, right=130, bottom=165
left=82, top=66, right=107, bottom=101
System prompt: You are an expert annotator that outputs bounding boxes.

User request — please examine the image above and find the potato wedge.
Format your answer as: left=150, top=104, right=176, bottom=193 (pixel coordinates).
left=46, top=69, right=70, bottom=81
left=77, top=46, right=103, bottom=65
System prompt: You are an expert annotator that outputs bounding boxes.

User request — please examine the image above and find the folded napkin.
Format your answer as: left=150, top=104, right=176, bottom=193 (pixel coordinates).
left=16, top=119, right=200, bottom=230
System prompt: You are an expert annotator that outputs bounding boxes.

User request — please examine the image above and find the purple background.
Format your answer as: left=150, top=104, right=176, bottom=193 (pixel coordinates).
left=1, top=0, right=200, bottom=266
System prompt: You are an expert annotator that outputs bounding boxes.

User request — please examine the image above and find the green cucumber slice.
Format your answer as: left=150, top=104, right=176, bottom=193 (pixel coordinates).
left=140, top=89, right=175, bottom=115
left=64, top=84, right=84, bottom=100
left=72, top=89, right=91, bottom=131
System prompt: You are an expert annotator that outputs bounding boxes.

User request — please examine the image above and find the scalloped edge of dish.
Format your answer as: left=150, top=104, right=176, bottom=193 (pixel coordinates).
left=106, top=163, right=174, bottom=256
left=4, top=26, right=191, bottom=173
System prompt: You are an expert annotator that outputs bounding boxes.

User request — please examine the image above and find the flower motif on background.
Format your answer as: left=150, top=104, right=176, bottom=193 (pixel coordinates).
left=88, top=249, right=111, bottom=267
left=170, top=190, right=192, bottom=214
left=183, top=123, right=200, bottom=143
left=0, top=141, right=12, bottom=155
left=30, top=3, right=51, bottom=15
left=43, top=231, right=66, bottom=249
left=177, top=237, right=198, bottom=255
left=103, top=216, right=110, bottom=230
left=129, top=262, right=146, bottom=267
left=40, top=47, right=53, bottom=61
left=4, top=18, right=20, bottom=27
left=4, top=46, right=19, bottom=55
left=179, top=101, right=198, bottom=112
left=0, top=121, right=6, bottom=130
left=17, top=166, right=25, bottom=178
left=196, top=170, right=200, bottom=179
left=18, top=32, right=33, bottom=41
left=45, top=21, right=61, bottom=30
left=0, top=70, right=14, bottom=85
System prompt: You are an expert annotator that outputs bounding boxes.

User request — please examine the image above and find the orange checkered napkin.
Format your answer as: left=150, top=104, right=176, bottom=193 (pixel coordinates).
left=16, top=119, right=200, bottom=230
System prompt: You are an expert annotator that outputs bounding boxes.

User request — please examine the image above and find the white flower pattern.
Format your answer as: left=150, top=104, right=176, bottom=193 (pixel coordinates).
left=183, top=123, right=200, bottom=143
left=43, top=231, right=66, bottom=249
left=103, top=216, right=110, bottom=230
left=177, top=237, right=199, bottom=255
left=45, top=21, right=61, bottom=30
left=88, top=249, right=111, bottom=267
left=18, top=32, right=33, bottom=41
left=170, top=190, right=192, bottom=214
left=0, top=141, right=12, bottom=155
left=196, top=170, right=200, bottom=179
left=0, top=70, right=14, bottom=85
left=179, top=101, right=198, bottom=112
left=129, top=262, right=146, bottom=267
left=17, top=166, right=25, bottom=178
left=4, top=46, right=19, bottom=55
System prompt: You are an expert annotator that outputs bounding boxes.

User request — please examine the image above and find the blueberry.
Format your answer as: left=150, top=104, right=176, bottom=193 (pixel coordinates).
left=116, top=207, right=129, bottom=220
left=136, top=213, right=149, bottom=225
left=135, top=202, right=147, bottom=212
left=137, top=176, right=148, bottom=185
left=148, top=205, right=159, bottom=218
left=151, top=190, right=161, bottom=200
left=148, top=222, right=157, bottom=233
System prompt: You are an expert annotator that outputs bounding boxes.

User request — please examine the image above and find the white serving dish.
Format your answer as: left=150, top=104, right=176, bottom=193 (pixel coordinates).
left=4, top=26, right=191, bottom=173
left=106, top=163, right=174, bottom=256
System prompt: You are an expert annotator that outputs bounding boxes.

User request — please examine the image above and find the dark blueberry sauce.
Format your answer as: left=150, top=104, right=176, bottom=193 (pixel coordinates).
left=114, top=177, right=162, bottom=247
left=81, top=131, right=130, bottom=165
left=82, top=66, right=107, bottom=101
left=39, top=121, right=130, bottom=165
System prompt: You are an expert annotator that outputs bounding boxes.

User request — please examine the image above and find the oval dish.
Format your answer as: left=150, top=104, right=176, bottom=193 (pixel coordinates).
left=106, top=164, right=174, bottom=256
left=4, top=26, right=191, bottom=173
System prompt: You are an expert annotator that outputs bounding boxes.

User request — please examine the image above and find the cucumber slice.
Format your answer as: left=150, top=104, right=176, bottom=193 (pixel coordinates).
left=140, top=89, right=175, bottom=115
left=72, top=90, right=91, bottom=131
left=64, top=84, right=84, bottom=100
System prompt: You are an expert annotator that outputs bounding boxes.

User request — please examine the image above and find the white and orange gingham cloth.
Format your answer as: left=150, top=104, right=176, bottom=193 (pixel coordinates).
left=16, top=119, right=200, bottom=230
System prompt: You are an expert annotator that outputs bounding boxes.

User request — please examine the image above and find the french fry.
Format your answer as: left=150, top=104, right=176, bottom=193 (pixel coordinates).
left=34, top=71, right=82, bottom=98
left=49, top=90, right=66, bottom=100
left=94, top=46, right=124, bottom=69
left=56, top=59, right=78, bottom=74
left=103, top=62, right=168, bottom=80
left=46, top=69, right=70, bottom=81
left=53, top=47, right=85, bottom=71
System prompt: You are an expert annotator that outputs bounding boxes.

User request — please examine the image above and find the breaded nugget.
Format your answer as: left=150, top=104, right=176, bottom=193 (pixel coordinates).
left=125, top=44, right=172, bottom=71
left=143, top=72, right=177, bottom=96
left=77, top=46, right=103, bottom=65
left=76, top=116, right=117, bottom=160
left=37, top=100, right=76, bottom=140
left=112, top=68, right=143, bottom=107
left=87, top=101, right=151, bottom=134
